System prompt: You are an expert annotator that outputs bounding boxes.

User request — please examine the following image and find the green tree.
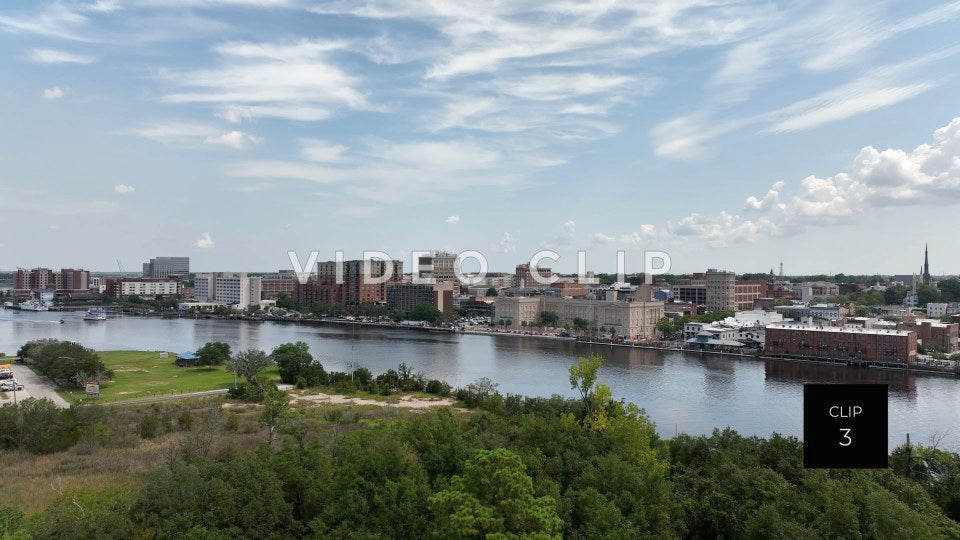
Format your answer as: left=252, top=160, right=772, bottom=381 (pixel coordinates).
left=226, top=349, right=272, bottom=384
left=656, top=317, right=677, bottom=336
left=15, top=340, right=111, bottom=388
left=486, top=287, right=499, bottom=297
left=196, top=341, right=231, bottom=366
left=917, top=283, right=941, bottom=306
left=410, top=302, right=441, bottom=323
left=938, top=278, right=960, bottom=302
left=270, top=341, right=315, bottom=385
left=275, top=293, right=299, bottom=311
left=538, top=311, right=559, bottom=327
left=429, top=448, right=563, bottom=539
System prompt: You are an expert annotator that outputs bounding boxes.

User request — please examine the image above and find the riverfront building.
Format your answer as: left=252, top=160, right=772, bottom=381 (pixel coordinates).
left=106, top=277, right=182, bottom=298
left=494, top=296, right=664, bottom=340
left=764, top=323, right=917, bottom=364
left=259, top=272, right=298, bottom=299
left=15, top=267, right=90, bottom=292
left=194, top=272, right=262, bottom=308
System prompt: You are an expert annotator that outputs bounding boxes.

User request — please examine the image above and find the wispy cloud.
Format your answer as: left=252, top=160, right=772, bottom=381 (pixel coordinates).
left=445, top=215, right=460, bottom=225
left=114, top=184, right=136, bottom=194
left=160, top=39, right=369, bottom=122
left=29, top=48, right=94, bottom=64
left=130, top=122, right=262, bottom=149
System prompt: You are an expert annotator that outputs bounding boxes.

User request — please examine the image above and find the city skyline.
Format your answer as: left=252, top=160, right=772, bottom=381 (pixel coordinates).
left=2, top=1, right=960, bottom=273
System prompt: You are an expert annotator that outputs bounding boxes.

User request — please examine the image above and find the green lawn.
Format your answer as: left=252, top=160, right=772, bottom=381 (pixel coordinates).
left=59, top=350, right=279, bottom=404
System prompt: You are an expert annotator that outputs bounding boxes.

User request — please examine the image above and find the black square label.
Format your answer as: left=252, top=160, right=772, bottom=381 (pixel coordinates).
left=804, top=384, right=888, bottom=468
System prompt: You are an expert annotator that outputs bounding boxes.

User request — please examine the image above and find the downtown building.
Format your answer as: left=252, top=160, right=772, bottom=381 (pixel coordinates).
left=764, top=323, right=917, bottom=364
left=387, top=282, right=455, bottom=313
left=494, top=296, right=664, bottom=340
left=417, top=252, right=458, bottom=282
left=295, top=259, right=404, bottom=309
left=194, top=272, right=262, bottom=308
left=142, top=257, right=190, bottom=278
left=671, top=269, right=765, bottom=311
left=15, top=267, right=90, bottom=292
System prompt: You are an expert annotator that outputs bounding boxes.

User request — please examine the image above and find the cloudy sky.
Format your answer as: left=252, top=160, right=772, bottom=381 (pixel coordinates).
left=1, top=0, right=959, bottom=275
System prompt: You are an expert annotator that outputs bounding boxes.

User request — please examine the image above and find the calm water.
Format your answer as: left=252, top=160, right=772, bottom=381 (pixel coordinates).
left=2, top=309, right=958, bottom=450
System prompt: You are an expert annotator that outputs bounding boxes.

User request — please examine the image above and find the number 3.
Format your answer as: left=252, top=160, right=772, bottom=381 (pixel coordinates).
left=839, top=428, right=852, bottom=447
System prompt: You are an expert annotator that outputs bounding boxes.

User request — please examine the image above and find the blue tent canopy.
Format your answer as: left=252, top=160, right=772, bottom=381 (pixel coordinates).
left=177, top=352, right=198, bottom=360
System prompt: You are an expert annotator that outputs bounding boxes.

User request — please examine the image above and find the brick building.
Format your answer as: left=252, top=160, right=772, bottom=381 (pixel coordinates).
left=765, top=323, right=917, bottom=364
left=897, top=319, right=959, bottom=353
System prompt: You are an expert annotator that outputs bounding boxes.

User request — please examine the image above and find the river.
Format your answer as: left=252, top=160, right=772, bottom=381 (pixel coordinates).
left=2, top=309, right=958, bottom=451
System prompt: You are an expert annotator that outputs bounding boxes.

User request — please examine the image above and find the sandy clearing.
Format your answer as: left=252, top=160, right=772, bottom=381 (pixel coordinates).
left=291, top=391, right=456, bottom=409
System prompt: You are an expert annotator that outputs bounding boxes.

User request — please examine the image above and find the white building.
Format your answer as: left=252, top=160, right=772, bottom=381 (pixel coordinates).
left=194, top=272, right=262, bottom=308
left=119, top=279, right=181, bottom=297
left=927, top=303, right=960, bottom=317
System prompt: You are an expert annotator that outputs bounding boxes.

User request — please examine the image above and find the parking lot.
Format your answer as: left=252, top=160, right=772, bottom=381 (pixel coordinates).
left=1, top=363, right=69, bottom=408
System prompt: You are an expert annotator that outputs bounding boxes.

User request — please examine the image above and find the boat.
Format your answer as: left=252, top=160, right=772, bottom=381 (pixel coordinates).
left=83, top=308, right=107, bottom=321
left=19, top=301, right=49, bottom=312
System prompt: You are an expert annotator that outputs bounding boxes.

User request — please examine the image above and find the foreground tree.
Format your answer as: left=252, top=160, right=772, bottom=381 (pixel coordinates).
left=270, top=342, right=315, bottom=385
left=429, top=448, right=563, bottom=539
left=226, top=349, right=272, bottom=384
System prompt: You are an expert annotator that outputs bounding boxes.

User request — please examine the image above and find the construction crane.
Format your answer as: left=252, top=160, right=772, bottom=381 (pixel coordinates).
left=117, top=259, right=125, bottom=278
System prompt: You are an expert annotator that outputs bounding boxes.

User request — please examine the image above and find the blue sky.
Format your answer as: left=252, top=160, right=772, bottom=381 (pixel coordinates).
left=1, top=0, right=959, bottom=275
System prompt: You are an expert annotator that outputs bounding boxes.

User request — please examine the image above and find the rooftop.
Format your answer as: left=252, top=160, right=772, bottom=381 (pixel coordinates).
left=766, top=323, right=913, bottom=336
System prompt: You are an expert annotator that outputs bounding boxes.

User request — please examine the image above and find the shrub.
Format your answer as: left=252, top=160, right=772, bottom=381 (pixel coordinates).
left=137, top=414, right=163, bottom=439
left=425, top=379, right=451, bottom=397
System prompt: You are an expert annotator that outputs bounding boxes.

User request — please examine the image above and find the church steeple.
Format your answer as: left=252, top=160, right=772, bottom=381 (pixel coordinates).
left=923, top=243, right=931, bottom=284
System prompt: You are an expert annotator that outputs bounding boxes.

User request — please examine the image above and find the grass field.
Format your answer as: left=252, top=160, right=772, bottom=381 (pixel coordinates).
left=58, top=350, right=279, bottom=404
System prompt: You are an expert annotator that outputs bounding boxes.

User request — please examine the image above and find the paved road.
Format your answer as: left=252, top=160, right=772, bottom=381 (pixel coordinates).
left=7, top=363, right=70, bottom=408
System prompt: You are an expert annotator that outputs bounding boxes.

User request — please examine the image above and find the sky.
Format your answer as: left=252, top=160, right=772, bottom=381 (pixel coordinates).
left=1, top=0, right=959, bottom=275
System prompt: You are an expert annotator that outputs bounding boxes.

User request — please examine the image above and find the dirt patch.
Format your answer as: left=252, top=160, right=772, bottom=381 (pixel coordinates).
left=292, top=392, right=455, bottom=410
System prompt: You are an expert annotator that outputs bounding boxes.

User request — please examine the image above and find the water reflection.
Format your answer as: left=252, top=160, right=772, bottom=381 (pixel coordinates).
left=764, top=359, right=918, bottom=397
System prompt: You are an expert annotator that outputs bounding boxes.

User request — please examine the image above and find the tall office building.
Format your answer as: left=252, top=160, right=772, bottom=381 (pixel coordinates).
left=705, top=269, right=736, bottom=312
left=142, top=257, right=190, bottom=278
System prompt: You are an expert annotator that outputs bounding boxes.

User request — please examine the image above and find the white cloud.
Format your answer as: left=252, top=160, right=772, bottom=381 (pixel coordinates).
left=194, top=232, right=215, bottom=248
left=29, top=48, right=94, bottom=64
left=657, top=116, right=960, bottom=246
left=42, top=87, right=65, bottom=100
left=496, top=232, right=517, bottom=254
left=204, top=130, right=263, bottom=149
left=161, top=39, right=369, bottom=122
left=114, top=184, right=136, bottom=194
left=445, top=215, right=460, bottom=224
left=131, top=122, right=262, bottom=149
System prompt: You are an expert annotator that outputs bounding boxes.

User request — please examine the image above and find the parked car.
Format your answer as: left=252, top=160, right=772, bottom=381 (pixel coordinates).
left=0, top=380, right=24, bottom=391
